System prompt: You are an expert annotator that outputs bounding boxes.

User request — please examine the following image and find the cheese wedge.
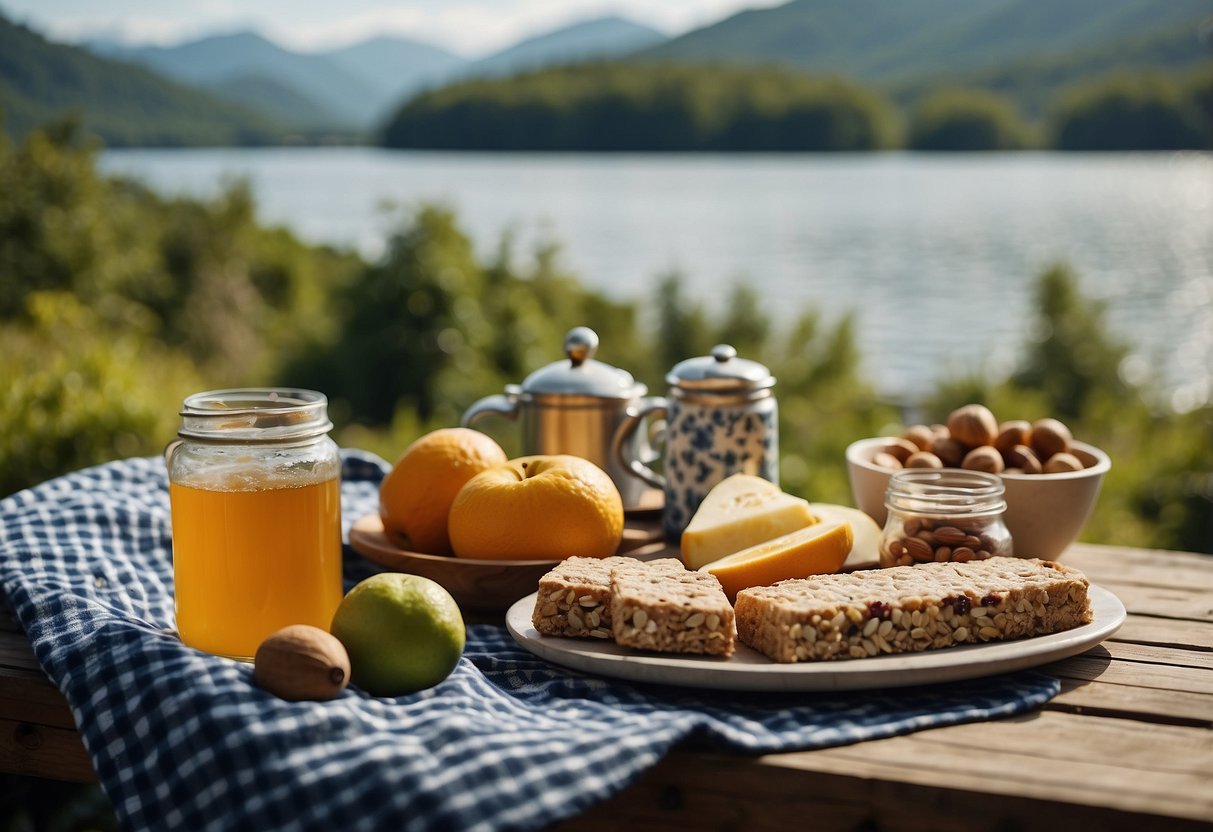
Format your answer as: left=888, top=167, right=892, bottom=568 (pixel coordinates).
left=701, top=519, right=853, bottom=602
left=808, top=503, right=882, bottom=568
left=680, top=474, right=815, bottom=569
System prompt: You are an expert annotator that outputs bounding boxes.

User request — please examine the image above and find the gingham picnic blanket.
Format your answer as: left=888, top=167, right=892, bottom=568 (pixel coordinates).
left=0, top=452, right=1059, bottom=831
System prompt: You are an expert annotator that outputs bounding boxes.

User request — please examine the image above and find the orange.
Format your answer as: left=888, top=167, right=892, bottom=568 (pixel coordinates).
left=448, top=455, right=623, bottom=560
left=703, top=520, right=853, bottom=601
left=379, top=428, right=508, bottom=554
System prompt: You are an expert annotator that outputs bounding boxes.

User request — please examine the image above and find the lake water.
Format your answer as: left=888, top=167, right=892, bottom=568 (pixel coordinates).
left=100, top=148, right=1213, bottom=409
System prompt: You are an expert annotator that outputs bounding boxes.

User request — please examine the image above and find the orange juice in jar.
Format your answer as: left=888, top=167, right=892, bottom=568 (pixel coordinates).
left=167, top=389, right=343, bottom=660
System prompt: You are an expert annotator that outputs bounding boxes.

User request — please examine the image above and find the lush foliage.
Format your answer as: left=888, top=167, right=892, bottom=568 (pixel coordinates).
left=1049, top=72, right=1212, bottom=150
left=384, top=59, right=1213, bottom=153
left=384, top=63, right=900, bottom=152
left=908, top=89, right=1028, bottom=151
left=1, top=125, right=1210, bottom=556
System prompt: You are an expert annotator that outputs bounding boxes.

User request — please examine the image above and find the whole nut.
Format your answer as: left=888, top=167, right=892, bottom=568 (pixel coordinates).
left=1004, top=444, right=1043, bottom=475
left=902, top=536, right=934, bottom=562
left=254, top=624, right=351, bottom=701
left=872, top=452, right=903, bottom=470
left=1043, top=452, right=1084, bottom=474
left=905, top=451, right=943, bottom=469
left=880, top=437, right=920, bottom=464
left=994, top=420, right=1031, bottom=455
left=947, top=404, right=998, bottom=448
left=931, top=436, right=966, bottom=467
left=962, top=445, right=1005, bottom=474
left=902, top=425, right=935, bottom=451
left=1031, top=418, right=1073, bottom=460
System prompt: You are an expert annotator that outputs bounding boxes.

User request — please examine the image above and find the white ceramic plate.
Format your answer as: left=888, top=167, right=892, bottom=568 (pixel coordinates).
left=505, top=584, right=1125, bottom=692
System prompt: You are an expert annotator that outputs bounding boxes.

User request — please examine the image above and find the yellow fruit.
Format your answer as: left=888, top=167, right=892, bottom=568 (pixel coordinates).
left=379, top=427, right=508, bottom=554
left=330, top=573, right=465, bottom=697
left=702, top=520, right=853, bottom=601
left=448, top=455, right=623, bottom=560
left=808, top=503, right=882, bottom=568
left=680, top=474, right=815, bottom=569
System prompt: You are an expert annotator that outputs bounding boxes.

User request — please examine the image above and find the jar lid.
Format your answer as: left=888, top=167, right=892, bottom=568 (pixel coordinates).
left=178, top=388, right=333, bottom=443
left=666, top=344, right=775, bottom=392
left=885, top=469, right=1007, bottom=516
left=519, top=327, right=641, bottom=399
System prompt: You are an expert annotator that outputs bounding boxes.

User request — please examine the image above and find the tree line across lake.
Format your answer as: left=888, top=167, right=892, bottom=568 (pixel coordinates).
left=1, top=122, right=1210, bottom=560
left=384, top=62, right=1213, bottom=152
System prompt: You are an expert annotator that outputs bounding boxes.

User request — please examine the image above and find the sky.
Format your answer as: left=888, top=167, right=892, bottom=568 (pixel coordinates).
left=2, top=0, right=784, bottom=57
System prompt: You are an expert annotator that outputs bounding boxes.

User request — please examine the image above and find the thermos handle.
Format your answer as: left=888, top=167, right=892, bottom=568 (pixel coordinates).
left=460, top=393, right=519, bottom=428
left=613, top=396, right=668, bottom=490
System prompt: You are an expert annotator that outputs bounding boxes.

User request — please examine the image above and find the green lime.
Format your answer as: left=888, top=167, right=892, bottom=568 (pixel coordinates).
left=330, top=573, right=465, bottom=696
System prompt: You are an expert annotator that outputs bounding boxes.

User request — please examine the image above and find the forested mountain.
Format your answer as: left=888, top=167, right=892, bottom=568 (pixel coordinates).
left=323, top=35, right=466, bottom=121
left=645, top=0, right=1213, bottom=84
left=84, top=16, right=666, bottom=131
left=465, top=16, right=666, bottom=78
left=89, top=31, right=379, bottom=128
left=0, top=15, right=288, bottom=146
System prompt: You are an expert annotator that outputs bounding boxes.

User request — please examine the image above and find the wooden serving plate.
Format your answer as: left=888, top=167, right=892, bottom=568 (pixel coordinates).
left=348, top=512, right=671, bottom=612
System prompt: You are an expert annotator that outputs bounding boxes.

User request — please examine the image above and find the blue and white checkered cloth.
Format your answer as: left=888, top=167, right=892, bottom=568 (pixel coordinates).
left=0, top=452, right=1059, bottom=831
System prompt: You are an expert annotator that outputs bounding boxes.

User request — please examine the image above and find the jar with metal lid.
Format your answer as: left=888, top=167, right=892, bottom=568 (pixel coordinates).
left=166, top=388, right=343, bottom=660
left=879, top=469, right=1013, bottom=568
left=461, top=326, right=657, bottom=511
left=614, top=344, right=778, bottom=541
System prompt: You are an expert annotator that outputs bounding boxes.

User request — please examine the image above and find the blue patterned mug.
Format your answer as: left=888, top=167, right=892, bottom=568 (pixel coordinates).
left=613, top=345, right=778, bottom=542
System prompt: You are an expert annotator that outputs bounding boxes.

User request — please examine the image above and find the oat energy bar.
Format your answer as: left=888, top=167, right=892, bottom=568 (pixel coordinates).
left=735, top=556, right=1092, bottom=663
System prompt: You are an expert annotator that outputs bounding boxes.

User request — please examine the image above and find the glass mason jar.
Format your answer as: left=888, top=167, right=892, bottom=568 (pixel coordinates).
left=166, top=388, right=343, bottom=660
left=879, top=469, right=1012, bottom=568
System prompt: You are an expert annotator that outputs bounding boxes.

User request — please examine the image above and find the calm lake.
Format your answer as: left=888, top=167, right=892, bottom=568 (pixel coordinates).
left=100, top=148, right=1213, bottom=409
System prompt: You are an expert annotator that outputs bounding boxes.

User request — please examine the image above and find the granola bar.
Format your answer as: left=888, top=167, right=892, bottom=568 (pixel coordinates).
left=610, top=567, right=736, bottom=657
left=735, top=556, right=1092, bottom=663
left=532, top=556, right=684, bottom=639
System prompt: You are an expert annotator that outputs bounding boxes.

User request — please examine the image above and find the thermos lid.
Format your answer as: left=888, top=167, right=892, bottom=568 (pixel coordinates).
left=519, top=327, right=642, bottom=399
left=666, top=344, right=775, bottom=392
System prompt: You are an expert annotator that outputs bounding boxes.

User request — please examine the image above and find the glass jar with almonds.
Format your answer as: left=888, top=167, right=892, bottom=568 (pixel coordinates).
left=879, top=469, right=1012, bottom=568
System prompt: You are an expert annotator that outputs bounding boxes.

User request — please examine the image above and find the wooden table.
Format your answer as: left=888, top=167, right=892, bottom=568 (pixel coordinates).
left=2, top=543, right=1210, bottom=829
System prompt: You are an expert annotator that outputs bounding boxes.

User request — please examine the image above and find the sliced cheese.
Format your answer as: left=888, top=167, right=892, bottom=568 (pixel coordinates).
left=702, top=519, right=853, bottom=601
left=808, top=503, right=883, bottom=569
left=680, top=474, right=815, bottom=569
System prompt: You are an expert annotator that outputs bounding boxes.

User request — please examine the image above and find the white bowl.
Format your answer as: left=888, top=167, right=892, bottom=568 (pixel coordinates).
left=845, top=436, right=1111, bottom=560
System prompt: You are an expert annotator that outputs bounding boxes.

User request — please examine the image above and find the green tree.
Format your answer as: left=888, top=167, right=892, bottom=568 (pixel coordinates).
left=1049, top=74, right=1208, bottom=150
left=0, top=292, right=201, bottom=496
left=908, top=89, right=1029, bottom=150
left=1011, top=263, right=1130, bottom=420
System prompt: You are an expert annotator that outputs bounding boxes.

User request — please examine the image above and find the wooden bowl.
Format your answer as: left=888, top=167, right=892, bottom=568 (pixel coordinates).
left=348, top=512, right=670, bottom=612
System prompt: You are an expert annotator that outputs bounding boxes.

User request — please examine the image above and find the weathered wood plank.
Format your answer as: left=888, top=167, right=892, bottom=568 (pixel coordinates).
left=1044, top=649, right=1213, bottom=695
left=765, top=713, right=1213, bottom=822
left=574, top=707, right=1213, bottom=831
left=1114, top=615, right=1213, bottom=650
left=1046, top=677, right=1213, bottom=727
left=1065, top=544, right=1211, bottom=573
left=0, top=718, right=95, bottom=784
left=1063, top=546, right=1213, bottom=592
left=1102, top=639, right=1213, bottom=669
left=1088, top=581, right=1213, bottom=621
